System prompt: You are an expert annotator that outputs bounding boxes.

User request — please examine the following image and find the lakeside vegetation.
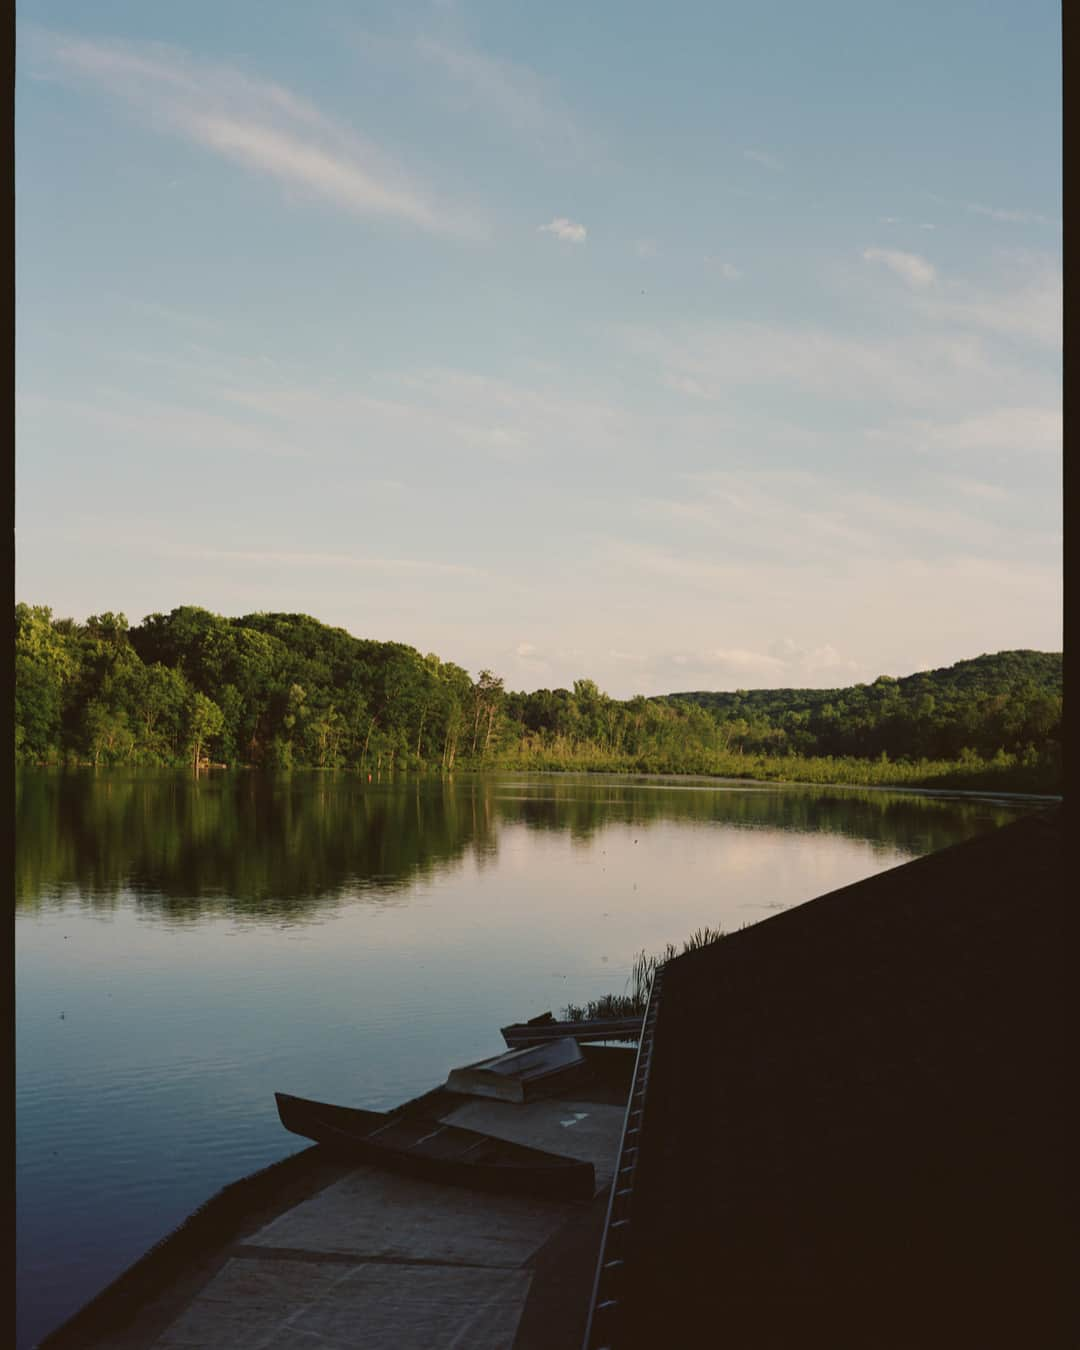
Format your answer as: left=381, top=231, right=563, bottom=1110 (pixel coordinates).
left=15, top=603, right=1062, bottom=793
left=563, top=927, right=727, bottom=1023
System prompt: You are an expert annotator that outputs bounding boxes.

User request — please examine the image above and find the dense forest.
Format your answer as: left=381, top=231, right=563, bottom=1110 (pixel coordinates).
left=14, top=603, right=1063, bottom=792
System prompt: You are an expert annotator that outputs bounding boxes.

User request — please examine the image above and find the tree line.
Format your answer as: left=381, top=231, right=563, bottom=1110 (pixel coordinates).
left=15, top=603, right=1063, bottom=792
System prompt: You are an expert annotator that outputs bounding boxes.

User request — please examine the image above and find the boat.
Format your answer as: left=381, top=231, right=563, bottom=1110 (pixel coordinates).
left=445, top=1035, right=588, bottom=1103
left=274, top=1092, right=595, bottom=1201
left=500, top=1012, right=644, bottom=1049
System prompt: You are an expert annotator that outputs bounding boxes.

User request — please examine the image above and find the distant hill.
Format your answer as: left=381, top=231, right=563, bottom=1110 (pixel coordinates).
left=663, top=651, right=1062, bottom=717
left=658, top=650, right=1062, bottom=762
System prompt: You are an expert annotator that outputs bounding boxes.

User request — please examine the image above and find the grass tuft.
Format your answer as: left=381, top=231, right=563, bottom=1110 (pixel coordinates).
left=561, top=925, right=727, bottom=1023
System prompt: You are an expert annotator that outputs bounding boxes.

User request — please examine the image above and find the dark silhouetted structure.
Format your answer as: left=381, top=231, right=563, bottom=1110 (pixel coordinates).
left=591, top=807, right=1067, bottom=1349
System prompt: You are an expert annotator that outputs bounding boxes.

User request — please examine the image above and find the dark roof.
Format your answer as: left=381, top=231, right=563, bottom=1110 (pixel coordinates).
left=616, top=808, right=1067, bottom=1350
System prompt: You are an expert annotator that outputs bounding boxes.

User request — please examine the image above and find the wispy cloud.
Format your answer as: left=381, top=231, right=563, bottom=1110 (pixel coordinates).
left=967, top=202, right=1060, bottom=227
left=662, top=373, right=711, bottom=398
left=913, top=261, right=1061, bottom=349
left=653, top=639, right=865, bottom=690
left=28, top=28, right=485, bottom=238
left=626, top=318, right=996, bottom=407
left=862, top=247, right=936, bottom=287
left=192, top=548, right=483, bottom=576
left=16, top=390, right=306, bottom=460
left=628, top=466, right=1054, bottom=577
left=675, top=647, right=785, bottom=675
left=705, top=257, right=742, bottom=281
left=413, top=33, right=581, bottom=155
left=897, top=406, right=1062, bottom=455
left=214, top=362, right=637, bottom=470
left=599, top=540, right=750, bottom=587
left=538, top=216, right=587, bottom=243
left=743, top=148, right=783, bottom=171
left=937, top=475, right=1010, bottom=503
left=118, top=298, right=224, bottom=332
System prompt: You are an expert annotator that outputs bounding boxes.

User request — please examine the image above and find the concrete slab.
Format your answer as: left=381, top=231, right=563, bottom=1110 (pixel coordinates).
left=152, top=1256, right=532, bottom=1350
left=439, top=1099, right=626, bottom=1194
left=244, top=1164, right=568, bottom=1266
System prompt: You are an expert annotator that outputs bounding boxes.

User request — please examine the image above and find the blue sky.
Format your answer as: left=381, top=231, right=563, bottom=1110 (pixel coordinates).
left=16, top=1, right=1061, bottom=696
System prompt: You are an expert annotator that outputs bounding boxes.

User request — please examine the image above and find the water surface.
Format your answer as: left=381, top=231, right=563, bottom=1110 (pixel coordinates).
left=15, top=769, right=1031, bottom=1348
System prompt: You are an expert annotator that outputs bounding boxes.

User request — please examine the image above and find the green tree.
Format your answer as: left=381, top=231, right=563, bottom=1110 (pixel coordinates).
left=186, top=692, right=225, bottom=772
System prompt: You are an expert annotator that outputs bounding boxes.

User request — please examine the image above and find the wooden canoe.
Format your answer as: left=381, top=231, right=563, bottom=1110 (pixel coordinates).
left=274, top=1092, right=595, bottom=1201
left=501, top=1015, right=643, bottom=1049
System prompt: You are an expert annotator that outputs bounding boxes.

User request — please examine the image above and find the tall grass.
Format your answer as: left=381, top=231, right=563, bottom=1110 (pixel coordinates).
left=491, top=740, right=1061, bottom=795
left=562, top=925, right=726, bottom=1022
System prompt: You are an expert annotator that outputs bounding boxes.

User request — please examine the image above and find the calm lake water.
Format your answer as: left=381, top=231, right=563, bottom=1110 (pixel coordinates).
left=15, top=769, right=1034, bottom=1348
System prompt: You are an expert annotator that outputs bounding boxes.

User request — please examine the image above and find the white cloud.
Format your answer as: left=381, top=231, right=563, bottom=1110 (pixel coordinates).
left=743, top=148, right=783, bottom=170
left=635, top=239, right=657, bottom=258
left=913, top=263, right=1061, bottom=349
left=696, top=647, right=785, bottom=672
left=29, top=29, right=484, bottom=238
left=967, top=202, right=1060, bottom=227
left=654, top=640, right=865, bottom=691
left=662, top=373, right=711, bottom=398
left=539, top=216, right=587, bottom=243
left=577, top=529, right=1060, bottom=694
left=862, top=247, right=937, bottom=287
left=767, top=639, right=862, bottom=678
left=705, top=257, right=742, bottom=280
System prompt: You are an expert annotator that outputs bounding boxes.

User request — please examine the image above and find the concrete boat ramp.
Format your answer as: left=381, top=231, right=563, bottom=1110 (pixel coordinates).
left=41, top=1047, right=635, bottom=1350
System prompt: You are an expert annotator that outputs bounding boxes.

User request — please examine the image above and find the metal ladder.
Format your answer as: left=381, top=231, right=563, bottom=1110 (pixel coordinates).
left=581, top=964, right=664, bottom=1350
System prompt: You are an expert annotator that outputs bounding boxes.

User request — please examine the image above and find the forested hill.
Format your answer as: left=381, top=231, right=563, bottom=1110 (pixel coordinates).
left=666, top=650, right=1061, bottom=712
left=661, top=651, right=1063, bottom=760
left=15, top=604, right=1062, bottom=792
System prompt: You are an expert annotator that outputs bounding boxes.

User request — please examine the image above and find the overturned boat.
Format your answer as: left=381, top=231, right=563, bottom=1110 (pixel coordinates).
left=444, top=1035, right=588, bottom=1103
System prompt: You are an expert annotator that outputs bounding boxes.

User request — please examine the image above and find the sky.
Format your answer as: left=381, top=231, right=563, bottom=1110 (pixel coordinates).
left=16, top=1, right=1061, bottom=698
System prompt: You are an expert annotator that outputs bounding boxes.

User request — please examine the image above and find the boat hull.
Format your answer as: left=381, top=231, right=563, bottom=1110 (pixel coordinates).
left=274, top=1092, right=595, bottom=1202
left=501, top=1015, right=643, bottom=1048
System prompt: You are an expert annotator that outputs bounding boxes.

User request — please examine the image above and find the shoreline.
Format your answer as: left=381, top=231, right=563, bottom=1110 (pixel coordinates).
left=15, top=761, right=1063, bottom=801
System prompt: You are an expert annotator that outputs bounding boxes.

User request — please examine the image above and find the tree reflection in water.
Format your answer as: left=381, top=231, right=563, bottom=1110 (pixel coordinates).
left=15, top=768, right=1027, bottom=922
